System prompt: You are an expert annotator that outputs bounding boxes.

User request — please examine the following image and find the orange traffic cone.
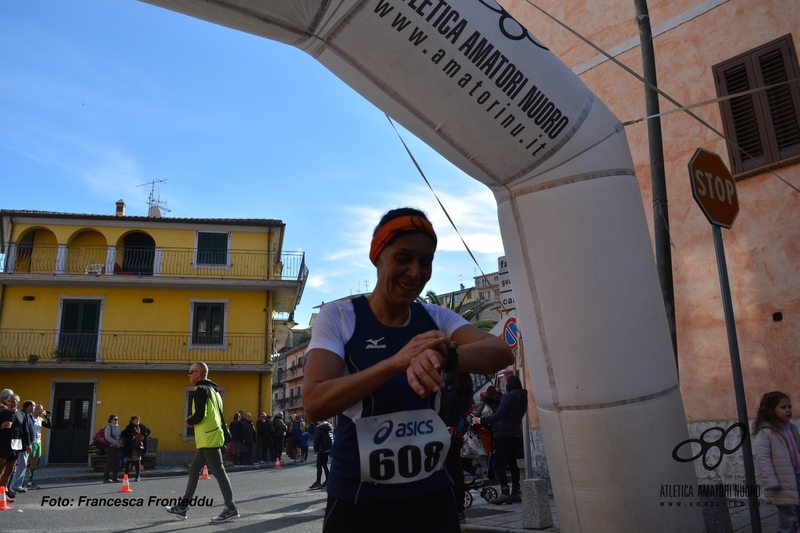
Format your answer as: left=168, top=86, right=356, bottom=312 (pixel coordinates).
left=118, top=474, right=134, bottom=493
left=0, top=486, right=12, bottom=510
left=201, top=465, right=211, bottom=480
left=274, top=457, right=282, bottom=469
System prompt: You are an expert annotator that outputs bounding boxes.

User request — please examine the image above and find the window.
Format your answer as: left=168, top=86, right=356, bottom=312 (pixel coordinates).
left=58, top=298, right=103, bottom=361
left=454, top=294, right=461, bottom=303
left=190, top=300, right=227, bottom=347
left=196, top=232, right=229, bottom=266
left=714, top=35, right=800, bottom=174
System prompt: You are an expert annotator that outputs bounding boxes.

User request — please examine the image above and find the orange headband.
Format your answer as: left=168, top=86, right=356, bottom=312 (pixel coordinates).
left=369, top=216, right=437, bottom=265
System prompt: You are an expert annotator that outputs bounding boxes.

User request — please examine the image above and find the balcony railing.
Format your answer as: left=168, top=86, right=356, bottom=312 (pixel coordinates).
left=0, top=329, right=267, bottom=364
left=2, top=244, right=306, bottom=281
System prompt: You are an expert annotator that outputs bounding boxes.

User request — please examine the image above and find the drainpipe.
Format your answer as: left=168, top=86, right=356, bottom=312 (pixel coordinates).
left=634, top=0, right=678, bottom=373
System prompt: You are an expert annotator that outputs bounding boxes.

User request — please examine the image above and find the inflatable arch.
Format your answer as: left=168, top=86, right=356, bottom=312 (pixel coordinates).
left=143, top=1, right=703, bottom=530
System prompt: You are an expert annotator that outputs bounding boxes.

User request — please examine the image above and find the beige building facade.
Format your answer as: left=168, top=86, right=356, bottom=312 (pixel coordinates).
left=499, top=0, right=799, bottom=482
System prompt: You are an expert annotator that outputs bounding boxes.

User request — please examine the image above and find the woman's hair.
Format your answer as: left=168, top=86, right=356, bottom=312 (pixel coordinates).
left=485, top=385, right=499, bottom=397
left=753, top=391, right=790, bottom=434
left=446, top=369, right=474, bottom=395
left=233, top=413, right=241, bottom=422
left=108, top=414, right=118, bottom=423
left=130, top=415, right=139, bottom=424
left=506, top=375, right=523, bottom=392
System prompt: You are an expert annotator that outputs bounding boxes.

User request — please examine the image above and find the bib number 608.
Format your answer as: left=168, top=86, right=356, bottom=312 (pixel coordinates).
left=368, top=441, right=445, bottom=481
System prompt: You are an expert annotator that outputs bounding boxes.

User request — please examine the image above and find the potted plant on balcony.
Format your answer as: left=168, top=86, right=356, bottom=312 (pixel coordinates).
left=54, top=346, right=76, bottom=362
left=27, top=354, right=40, bottom=364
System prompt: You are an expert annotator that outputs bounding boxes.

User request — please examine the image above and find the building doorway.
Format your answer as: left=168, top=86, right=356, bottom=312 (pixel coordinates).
left=121, top=232, right=155, bottom=275
left=49, top=382, right=95, bottom=463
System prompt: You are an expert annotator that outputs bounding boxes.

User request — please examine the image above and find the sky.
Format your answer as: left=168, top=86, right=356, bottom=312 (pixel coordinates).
left=0, top=1, right=505, bottom=328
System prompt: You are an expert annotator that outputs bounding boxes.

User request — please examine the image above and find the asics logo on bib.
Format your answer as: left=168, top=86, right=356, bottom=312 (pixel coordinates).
left=372, top=419, right=435, bottom=445
left=396, top=419, right=435, bottom=438
left=374, top=421, right=394, bottom=444
left=365, top=337, right=386, bottom=349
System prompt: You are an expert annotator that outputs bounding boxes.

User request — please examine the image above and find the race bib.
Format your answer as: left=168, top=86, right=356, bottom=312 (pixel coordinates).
left=11, top=438, right=22, bottom=451
left=355, top=409, right=450, bottom=484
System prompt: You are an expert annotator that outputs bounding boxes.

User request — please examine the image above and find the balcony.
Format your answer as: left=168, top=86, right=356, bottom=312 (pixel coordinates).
left=0, top=246, right=308, bottom=312
left=278, top=364, right=305, bottom=380
left=0, top=329, right=271, bottom=370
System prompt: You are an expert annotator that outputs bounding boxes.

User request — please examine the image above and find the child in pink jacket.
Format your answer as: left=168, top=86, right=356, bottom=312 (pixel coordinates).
left=753, top=391, right=800, bottom=533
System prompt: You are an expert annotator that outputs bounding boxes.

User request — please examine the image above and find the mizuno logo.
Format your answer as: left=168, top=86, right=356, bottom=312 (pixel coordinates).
left=365, top=337, right=386, bottom=349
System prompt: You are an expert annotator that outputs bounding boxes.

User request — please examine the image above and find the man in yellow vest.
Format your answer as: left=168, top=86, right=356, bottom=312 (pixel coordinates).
left=165, top=361, right=238, bottom=522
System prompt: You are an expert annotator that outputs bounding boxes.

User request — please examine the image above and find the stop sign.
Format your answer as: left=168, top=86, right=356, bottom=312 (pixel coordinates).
left=688, top=148, right=740, bottom=228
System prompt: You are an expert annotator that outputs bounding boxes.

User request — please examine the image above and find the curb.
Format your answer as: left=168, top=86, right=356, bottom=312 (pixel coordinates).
left=36, top=462, right=299, bottom=483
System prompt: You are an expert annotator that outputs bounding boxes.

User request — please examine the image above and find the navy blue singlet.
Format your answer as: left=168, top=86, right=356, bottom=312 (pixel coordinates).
left=326, top=296, right=452, bottom=504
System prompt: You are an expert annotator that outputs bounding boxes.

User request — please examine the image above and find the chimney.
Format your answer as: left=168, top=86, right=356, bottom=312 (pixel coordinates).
left=115, top=199, right=126, bottom=217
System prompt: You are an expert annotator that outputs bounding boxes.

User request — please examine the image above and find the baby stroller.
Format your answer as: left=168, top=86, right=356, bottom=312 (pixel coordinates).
left=461, top=422, right=497, bottom=507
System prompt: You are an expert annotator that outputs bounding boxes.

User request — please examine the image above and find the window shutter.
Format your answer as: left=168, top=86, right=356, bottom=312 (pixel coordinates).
left=757, top=47, right=800, bottom=159
left=722, top=61, right=765, bottom=168
left=714, top=35, right=800, bottom=175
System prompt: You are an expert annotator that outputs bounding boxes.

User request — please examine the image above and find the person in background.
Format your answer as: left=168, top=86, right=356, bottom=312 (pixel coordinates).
left=300, top=425, right=310, bottom=463
left=165, top=361, right=238, bottom=522
left=103, top=414, right=123, bottom=484
left=241, top=413, right=256, bottom=465
left=752, top=391, right=800, bottom=533
left=9, top=400, right=35, bottom=494
left=310, top=419, right=334, bottom=490
left=0, top=394, right=27, bottom=502
left=25, top=404, right=51, bottom=489
left=272, top=413, right=287, bottom=464
left=290, top=414, right=303, bottom=465
left=0, top=389, right=12, bottom=413
left=472, top=375, right=528, bottom=505
left=121, top=415, right=151, bottom=482
left=257, top=413, right=275, bottom=464
left=473, top=385, right=502, bottom=417
left=303, top=207, right=513, bottom=533
left=230, top=413, right=243, bottom=465
left=443, top=370, right=474, bottom=523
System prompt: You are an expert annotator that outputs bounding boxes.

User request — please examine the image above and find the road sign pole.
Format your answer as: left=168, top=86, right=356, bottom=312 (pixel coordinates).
left=712, top=225, right=761, bottom=532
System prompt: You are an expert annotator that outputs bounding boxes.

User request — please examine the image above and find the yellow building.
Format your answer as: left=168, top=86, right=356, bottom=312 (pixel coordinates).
left=0, top=203, right=307, bottom=465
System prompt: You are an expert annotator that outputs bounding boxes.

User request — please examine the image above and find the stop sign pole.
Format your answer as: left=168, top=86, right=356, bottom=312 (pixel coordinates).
left=689, top=148, right=760, bottom=531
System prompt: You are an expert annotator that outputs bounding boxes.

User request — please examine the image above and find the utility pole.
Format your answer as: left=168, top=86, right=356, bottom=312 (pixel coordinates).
left=634, top=0, right=678, bottom=372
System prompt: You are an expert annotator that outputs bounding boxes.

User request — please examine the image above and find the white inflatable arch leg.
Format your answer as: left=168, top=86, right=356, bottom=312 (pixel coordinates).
left=142, top=1, right=704, bottom=530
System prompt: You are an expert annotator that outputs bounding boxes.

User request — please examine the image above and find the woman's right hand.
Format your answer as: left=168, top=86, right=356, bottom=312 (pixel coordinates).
left=400, top=330, right=450, bottom=397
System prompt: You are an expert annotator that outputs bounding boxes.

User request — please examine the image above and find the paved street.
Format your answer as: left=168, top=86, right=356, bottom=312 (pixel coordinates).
left=2, top=459, right=783, bottom=532
left=3, top=462, right=328, bottom=533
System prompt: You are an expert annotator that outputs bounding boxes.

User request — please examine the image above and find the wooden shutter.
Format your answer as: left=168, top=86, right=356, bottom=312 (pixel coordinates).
left=714, top=35, right=800, bottom=174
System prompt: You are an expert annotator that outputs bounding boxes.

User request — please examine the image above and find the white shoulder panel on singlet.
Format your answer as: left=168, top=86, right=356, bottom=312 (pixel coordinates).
left=307, top=300, right=469, bottom=361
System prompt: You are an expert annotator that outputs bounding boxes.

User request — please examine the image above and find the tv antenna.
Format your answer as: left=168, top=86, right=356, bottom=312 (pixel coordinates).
left=137, top=179, right=171, bottom=217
